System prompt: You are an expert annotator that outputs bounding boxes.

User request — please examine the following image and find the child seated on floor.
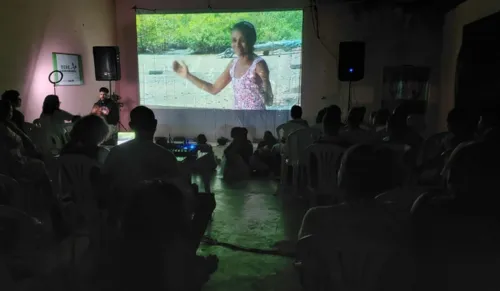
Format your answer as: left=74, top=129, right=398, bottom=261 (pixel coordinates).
left=222, top=127, right=252, bottom=182
left=196, top=134, right=218, bottom=171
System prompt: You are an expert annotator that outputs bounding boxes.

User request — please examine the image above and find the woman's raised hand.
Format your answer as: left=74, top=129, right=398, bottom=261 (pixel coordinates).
left=173, top=60, right=189, bottom=78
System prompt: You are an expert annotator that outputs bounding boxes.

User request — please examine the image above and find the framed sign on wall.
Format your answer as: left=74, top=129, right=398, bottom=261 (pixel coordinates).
left=52, top=53, right=84, bottom=86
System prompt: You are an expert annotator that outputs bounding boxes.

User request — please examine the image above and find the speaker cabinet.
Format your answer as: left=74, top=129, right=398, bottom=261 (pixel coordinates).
left=93, top=46, right=121, bottom=81
left=338, top=41, right=365, bottom=82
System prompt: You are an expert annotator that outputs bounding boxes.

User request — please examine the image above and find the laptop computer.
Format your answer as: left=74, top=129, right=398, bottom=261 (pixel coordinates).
left=117, top=132, right=135, bottom=145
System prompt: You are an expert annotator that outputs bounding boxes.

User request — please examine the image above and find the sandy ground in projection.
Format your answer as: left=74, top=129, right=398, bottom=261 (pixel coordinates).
left=138, top=50, right=302, bottom=110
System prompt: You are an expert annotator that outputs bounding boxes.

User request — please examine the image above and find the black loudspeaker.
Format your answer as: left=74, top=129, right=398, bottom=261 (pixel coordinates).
left=93, top=46, right=121, bottom=81
left=338, top=41, right=365, bottom=82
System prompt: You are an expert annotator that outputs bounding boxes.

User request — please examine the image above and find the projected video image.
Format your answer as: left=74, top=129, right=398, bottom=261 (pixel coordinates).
left=137, top=10, right=303, bottom=110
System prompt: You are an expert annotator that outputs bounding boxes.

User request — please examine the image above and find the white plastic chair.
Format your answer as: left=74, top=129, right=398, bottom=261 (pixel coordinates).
left=417, top=131, right=449, bottom=167
left=305, top=144, right=345, bottom=206
left=296, top=234, right=414, bottom=291
left=276, top=122, right=306, bottom=142
left=284, top=128, right=315, bottom=194
left=28, top=127, right=64, bottom=157
left=57, top=154, right=100, bottom=226
left=56, top=154, right=100, bottom=269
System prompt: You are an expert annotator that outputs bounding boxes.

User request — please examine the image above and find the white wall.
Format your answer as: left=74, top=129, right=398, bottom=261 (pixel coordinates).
left=0, top=0, right=116, bottom=121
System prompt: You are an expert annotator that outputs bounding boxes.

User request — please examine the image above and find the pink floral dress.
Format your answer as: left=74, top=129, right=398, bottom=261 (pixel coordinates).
left=230, top=57, right=266, bottom=110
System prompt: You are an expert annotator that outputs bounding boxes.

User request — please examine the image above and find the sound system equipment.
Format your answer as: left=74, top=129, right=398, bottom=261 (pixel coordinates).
left=155, top=137, right=199, bottom=158
left=338, top=41, right=365, bottom=82
left=93, top=46, right=121, bottom=81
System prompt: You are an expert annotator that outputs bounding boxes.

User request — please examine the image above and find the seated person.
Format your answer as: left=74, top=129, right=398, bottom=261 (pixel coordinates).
left=316, top=105, right=351, bottom=148
left=1, top=90, right=24, bottom=132
left=311, top=107, right=327, bottom=132
left=339, top=106, right=375, bottom=144
left=418, top=108, right=476, bottom=180
left=307, top=107, right=351, bottom=188
left=0, top=100, right=52, bottom=208
left=277, top=105, right=309, bottom=144
left=114, top=180, right=217, bottom=291
left=257, top=130, right=278, bottom=150
left=195, top=134, right=217, bottom=172
left=196, top=134, right=212, bottom=153
left=288, top=105, right=309, bottom=128
left=224, top=127, right=253, bottom=165
left=39, top=94, right=75, bottom=128
left=295, top=144, right=413, bottom=289
left=222, top=127, right=253, bottom=181
left=413, top=142, right=500, bottom=291
left=102, top=106, right=181, bottom=218
left=37, top=95, right=76, bottom=152
left=251, top=131, right=279, bottom=174
left=60, top=114, right=110, bottom=164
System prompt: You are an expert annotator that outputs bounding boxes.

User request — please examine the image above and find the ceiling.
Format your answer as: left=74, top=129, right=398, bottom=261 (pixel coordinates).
left=318, top=0, right=468, bottom=14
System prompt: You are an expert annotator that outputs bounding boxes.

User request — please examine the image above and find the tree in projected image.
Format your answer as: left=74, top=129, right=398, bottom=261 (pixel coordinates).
left=136, top=11, right=303, bottom=54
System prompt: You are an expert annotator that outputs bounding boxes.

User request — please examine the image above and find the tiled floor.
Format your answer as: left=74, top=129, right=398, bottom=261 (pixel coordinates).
left=192, top=148, right=306, bottom=291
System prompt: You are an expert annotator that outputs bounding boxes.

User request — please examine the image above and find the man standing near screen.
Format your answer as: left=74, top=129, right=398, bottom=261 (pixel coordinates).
left=92, top=87, right=119, bottom=145
left=173, top=21, right=274, bottom=110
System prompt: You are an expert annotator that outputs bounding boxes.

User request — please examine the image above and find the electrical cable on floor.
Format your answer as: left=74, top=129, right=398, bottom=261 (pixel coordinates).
left=201, top=236, right=295, bottom=258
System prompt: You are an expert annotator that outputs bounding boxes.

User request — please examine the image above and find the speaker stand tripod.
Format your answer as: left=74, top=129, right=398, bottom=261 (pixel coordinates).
left=107, top=80, right=127, bottom=131
left=347, top=80, right=352, bottom=112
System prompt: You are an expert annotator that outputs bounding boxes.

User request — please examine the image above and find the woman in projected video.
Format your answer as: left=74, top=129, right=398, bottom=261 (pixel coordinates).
left=172, top=21, right=274, bottom=110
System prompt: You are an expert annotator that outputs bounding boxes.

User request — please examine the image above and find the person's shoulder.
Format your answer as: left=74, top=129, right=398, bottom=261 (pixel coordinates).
left=13, top=109, right=24, bottom=117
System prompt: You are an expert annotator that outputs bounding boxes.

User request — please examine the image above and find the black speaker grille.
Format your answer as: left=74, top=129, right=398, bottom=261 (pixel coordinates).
left=338, top=41, right=365, bottom=82
left=93, top=46, right=121, bottom=81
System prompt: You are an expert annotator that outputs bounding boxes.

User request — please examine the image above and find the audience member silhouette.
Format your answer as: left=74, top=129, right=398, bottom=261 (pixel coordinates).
left=298, top=144, right=413, bottom=290
left=289, top=105, right=309, bottom=127
left=103, top=106, right=179, bottom=193
left=1, top=90, right=24, bottom=132
left=340, top=106, right=373, bottom=144
left=61, top=114, right=110, bottom=164
left=0, top=100, right=51, bottom=208
left=413, top=141, right=500, bottom=291
left=116, top=180, right=217, bottom=291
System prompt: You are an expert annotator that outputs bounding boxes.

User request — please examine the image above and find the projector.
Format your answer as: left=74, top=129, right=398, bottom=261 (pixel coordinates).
left=156, top=137, right=198, bottom=158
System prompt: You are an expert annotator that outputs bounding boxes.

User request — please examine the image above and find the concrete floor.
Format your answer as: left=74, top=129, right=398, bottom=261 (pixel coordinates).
left=193, top=170, right=306, bottom=291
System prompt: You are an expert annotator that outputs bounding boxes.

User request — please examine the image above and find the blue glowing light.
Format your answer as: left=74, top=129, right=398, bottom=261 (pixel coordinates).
left=349, top=68, right=354, bottom=73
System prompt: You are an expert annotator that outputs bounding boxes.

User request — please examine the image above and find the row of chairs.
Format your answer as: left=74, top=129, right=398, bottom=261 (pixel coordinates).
left=0, top=152, right=100, bottom=289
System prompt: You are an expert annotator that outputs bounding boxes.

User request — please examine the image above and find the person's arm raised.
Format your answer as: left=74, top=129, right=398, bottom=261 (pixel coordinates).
left=173, top=60, right=232, bottom=95
left=255, top=61, right=274, bottom=106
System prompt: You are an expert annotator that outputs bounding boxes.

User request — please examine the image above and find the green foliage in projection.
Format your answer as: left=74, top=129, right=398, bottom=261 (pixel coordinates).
left=136, top=11, right=303, bottom=54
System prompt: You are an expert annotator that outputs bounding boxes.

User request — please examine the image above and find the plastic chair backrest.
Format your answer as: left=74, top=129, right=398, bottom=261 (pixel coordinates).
left=297, top=230, right=413, bottom=291
left=418, top=132, right=449, bottom=166
left=57, top=155, right=99, bottom=220
left=287, top=128, right=315, bottom=164
left=28, top=126, right=64, bottom=156
left=306, top=143, right=345, bottom=196
left=276, top=122, right=306, bottom=141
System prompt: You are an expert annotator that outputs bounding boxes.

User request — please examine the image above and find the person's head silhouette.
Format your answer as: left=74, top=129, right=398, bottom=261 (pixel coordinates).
left=129, top=106, right=157, bottom=140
